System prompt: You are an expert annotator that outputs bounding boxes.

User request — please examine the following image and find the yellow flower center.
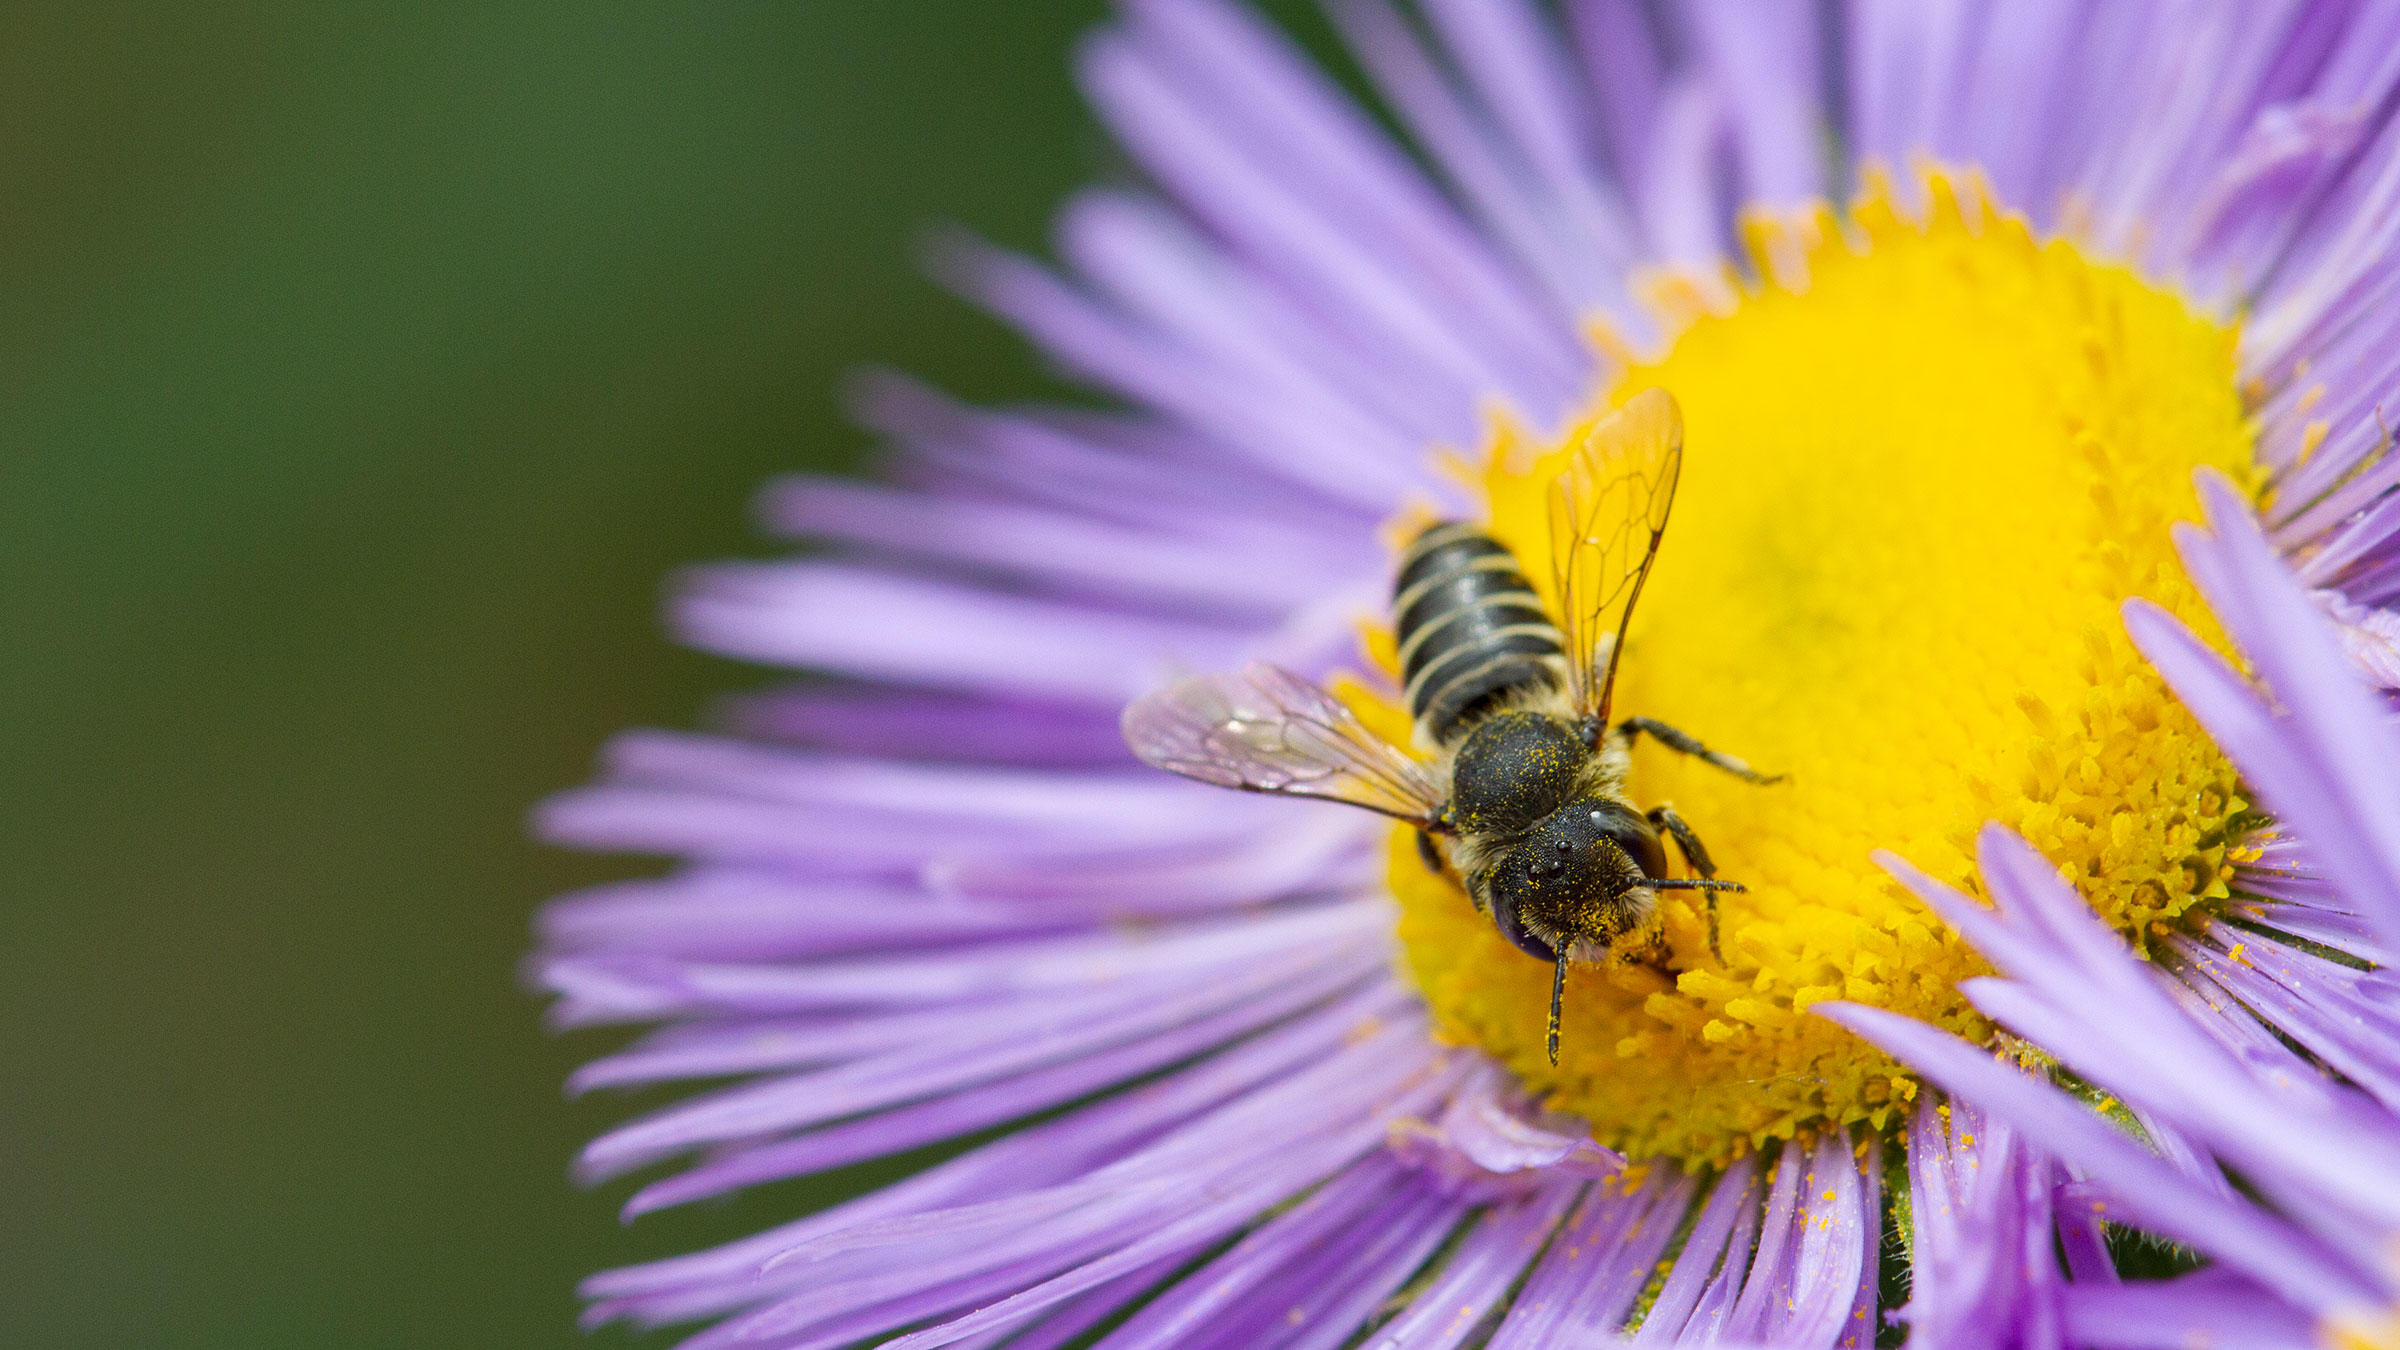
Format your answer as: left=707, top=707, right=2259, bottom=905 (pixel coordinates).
left=1381, top=171, right=2259, bottom=1165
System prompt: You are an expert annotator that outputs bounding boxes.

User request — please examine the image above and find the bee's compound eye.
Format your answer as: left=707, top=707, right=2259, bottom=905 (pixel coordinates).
left=1585, top=801, right=1669, bottom=879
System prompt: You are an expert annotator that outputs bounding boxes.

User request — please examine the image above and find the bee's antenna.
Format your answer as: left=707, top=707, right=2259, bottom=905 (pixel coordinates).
left=1649, top=879, right=1741, bottom=961
left=1547, top=948, right=1570, bottom=1066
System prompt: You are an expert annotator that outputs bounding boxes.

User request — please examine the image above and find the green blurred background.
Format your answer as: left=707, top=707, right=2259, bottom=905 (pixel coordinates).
left=0, top=3, right=1180, bottom=1343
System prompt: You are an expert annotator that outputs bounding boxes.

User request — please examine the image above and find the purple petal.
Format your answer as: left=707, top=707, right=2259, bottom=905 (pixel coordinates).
left=1090, top=1155, right=1426, bottom=1346
left=843, top=367, right=1360, bottom=536
left=1631, top=1153, right=1761, bottom=1343
left=1888, top=828, right=2400, bottom=1243
left=1486, top=1167, right=1697, bottom=1348
left=540, top=870, right=1070, bottom=965
left=612, top=961, right=1393, bottom=1219
left=1686, top=0, right=1825, bottom=205
left=859, top=1051, right=1473, bottom=1349
left=1236, top=1164, right=1471, bottom=1350
left=759, top=473, right=1345, bottom=616
left=1725, top=1131, right=1876, bottom=1347
left=2060, top=1269, right=2317, bottom=1350
left=540, top=5, right=2400, bottom=1345
left=1898, top=1096, right=2065, bottom=1350
left=2129, top=478, right=2400, bottom=955
left=1385, top=1058, right=1622, bottom=1192
left=2172, top=927, right=2400, bottom=1113
left=1327, top=0, right=1635, bottom=327
left=1123, top=0, right=1587, bottom=376
left=1076, top=22, right=1576, bottom=430
left=676, top=561, right=1254, bottom=702
left=1358, top=1179, right=1580, bottom=1349
left=1820, top=1001, right=2381, bottom=1312
left=582, top=985, right=1416, bottom=1317
left=572, top=910, right=1384, bottom=1179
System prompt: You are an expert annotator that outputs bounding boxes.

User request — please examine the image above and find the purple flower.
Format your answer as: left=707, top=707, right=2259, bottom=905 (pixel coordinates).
left=537, top=2, right=2400, bottom=1345
left=1824, top=474, right=2400, bottom=1347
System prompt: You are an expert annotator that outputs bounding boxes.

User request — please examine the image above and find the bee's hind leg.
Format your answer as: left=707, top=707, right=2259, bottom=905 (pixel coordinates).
left=1649, top=803, right=1730, bottom=963
left=1617, top=716, right=1783, bottom=784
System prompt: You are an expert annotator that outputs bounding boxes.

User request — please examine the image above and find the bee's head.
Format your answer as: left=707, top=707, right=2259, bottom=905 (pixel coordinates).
left=1483, top=799, right=1667, bottom=961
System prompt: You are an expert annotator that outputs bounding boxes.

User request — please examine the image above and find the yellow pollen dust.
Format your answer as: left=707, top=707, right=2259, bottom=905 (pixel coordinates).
left=1382, top=171, right=2259, bottom=1165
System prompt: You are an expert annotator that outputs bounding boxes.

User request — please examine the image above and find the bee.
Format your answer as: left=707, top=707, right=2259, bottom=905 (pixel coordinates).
left=1121, top=389, right=1779, bottom=1064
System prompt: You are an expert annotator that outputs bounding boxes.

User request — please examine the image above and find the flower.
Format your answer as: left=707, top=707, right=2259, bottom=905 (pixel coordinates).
left=536, top=2, right=2400, bottom=1345
left=1829, top=828, right=2400, bottom=1349
left=1821, top=472, right=2400, bottom=1347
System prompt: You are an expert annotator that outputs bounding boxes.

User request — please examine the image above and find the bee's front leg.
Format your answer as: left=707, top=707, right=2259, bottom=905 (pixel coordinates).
left=1647, top=804, right=1718, bottom=878
left=1649, top=803, right=1725, bottom=962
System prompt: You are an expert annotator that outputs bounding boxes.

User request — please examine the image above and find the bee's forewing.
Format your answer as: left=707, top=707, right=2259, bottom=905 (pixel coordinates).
left=1121, top=663, right=1445, bottom=824
left=1548, top=387, right=1684, bottom=725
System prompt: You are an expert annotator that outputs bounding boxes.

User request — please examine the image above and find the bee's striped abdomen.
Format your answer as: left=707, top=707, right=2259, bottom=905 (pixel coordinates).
left=1394, top=522, right=1565, bottom=745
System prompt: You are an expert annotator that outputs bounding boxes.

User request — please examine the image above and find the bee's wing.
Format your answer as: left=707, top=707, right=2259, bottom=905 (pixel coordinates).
left=1121, top=663, right=1445, bottom=825
left=1547, top=387, right=1685, bottom=726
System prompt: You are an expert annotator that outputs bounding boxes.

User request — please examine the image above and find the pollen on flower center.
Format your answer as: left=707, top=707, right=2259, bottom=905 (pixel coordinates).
left=1382, top=171, right=2260, bottom=1165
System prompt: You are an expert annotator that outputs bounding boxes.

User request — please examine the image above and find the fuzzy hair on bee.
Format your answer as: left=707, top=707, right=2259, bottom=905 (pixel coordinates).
left=1122, top=390, right=1781, bottom=1064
